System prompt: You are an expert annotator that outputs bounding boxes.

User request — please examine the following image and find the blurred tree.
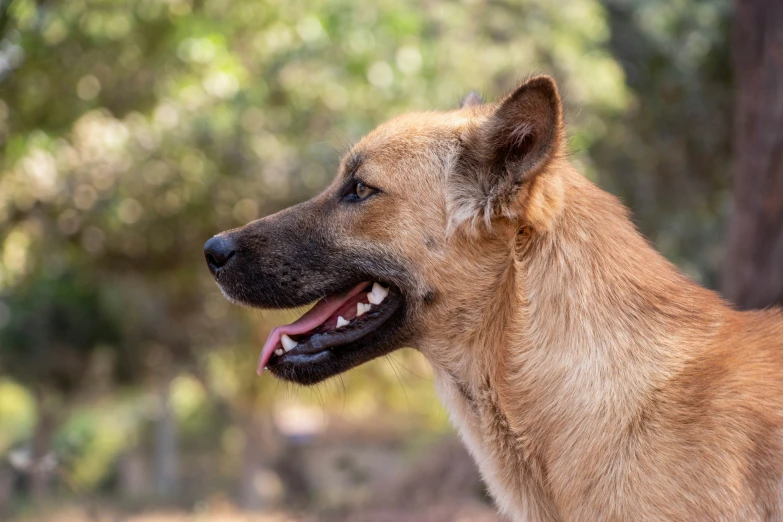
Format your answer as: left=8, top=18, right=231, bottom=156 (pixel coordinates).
left=0, top=0, right=740, bottom=513
left=0, top=272, right=119, bottom=500
left=599, top=0, right=733, bottom=287
left=0, top=0, right=629, bottom=505
left=722, top=0, right=783, bottom=309
left=204, top=345, right=284, bottom=510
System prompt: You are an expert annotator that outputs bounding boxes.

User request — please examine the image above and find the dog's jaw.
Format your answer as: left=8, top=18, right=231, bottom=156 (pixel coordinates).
left=261, top=282, right=408, bottom=382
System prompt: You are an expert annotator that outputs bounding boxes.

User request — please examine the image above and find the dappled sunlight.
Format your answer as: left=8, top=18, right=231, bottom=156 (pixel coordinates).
left=0, top=0, right=732, bottom=517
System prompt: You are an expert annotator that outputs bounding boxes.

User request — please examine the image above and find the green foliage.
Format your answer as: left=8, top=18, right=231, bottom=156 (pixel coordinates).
left=0, top=0, right=629, bottom=414
left=599, top=0, right=732, bottom=286
left=0, top=272, right=119, bottom=393
left=0, top=379, right=35, bottom=454
left=0, top=0, right=733, bottom=504
left=55, top=401, right=140, bottom=490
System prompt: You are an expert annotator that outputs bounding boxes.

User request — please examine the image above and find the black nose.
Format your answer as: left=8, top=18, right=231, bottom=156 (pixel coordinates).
left=204, top=235, right=236, bottom=274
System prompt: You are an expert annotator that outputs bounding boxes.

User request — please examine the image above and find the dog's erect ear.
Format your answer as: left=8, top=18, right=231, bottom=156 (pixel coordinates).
left=480, top=76, right=562, bottom=183
left=448, top=75, right=563, bottom=232
left=459, top=91, right=483, bottom=108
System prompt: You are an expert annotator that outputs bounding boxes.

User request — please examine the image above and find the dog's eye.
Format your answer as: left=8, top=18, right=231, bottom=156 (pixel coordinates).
left=344, top=181, right=376, bottom=201
left=355, top=182, right=373, bottom=199
left=342, top=180, right=378, bottom=202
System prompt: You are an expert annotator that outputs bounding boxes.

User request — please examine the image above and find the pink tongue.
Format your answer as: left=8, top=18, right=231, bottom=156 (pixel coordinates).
left=257, top=282, right=370, bottom=374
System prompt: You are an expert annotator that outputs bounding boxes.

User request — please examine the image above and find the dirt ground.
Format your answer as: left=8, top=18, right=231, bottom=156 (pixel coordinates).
left=11, top=439, right=503, bottom=522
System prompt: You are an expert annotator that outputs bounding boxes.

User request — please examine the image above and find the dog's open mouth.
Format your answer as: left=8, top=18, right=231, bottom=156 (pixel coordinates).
left=258, top=281, right=402, bottom=373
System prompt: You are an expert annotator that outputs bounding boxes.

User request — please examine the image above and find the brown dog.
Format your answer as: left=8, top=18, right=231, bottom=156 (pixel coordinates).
left=205, top=76, right=783, bottom=521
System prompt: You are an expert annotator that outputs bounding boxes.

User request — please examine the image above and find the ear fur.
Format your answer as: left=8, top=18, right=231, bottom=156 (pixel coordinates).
left=447, top=76, right=564, bottom=234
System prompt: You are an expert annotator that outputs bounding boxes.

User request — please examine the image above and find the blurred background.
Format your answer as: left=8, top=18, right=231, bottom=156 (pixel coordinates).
left=0, top=0, right=780, bottom=520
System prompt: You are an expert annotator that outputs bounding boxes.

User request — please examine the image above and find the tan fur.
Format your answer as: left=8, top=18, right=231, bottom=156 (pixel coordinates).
left=325, top=76, right=783, bottom=521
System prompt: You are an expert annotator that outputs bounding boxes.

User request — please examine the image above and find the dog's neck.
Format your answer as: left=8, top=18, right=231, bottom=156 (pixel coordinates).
left=429, top=165, right=725, bottom=520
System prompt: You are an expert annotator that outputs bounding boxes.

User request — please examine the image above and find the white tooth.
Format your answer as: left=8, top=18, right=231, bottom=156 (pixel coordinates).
left=357, top=302, right=369, bottom=316
left=373, top=282, right=389, bottom=299
left=275, top=348, right=284, bottom=356
left=336, top=316, right=349, bottom=328
left=281, top=334, right=298, bottom=352
left=367, top=283, right=388, bottom=305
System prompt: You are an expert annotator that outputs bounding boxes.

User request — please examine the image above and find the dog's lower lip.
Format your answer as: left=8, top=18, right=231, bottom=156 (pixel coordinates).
left=267, top=286, right=402, bottom=364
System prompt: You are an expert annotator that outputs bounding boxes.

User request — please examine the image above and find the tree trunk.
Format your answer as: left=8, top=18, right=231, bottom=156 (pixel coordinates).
left=722, top=0, right=783, bottom=309
left=118, top=445, right=152, bottom=499
left=29, top=392, right=57, bottom=500
left=29, top=391, right=58, bottom=504
left=0, top=464, right=13, bottom=516
left=154, top=370, right=179, bottom=499
left=239, top=410, right=282, bottom=511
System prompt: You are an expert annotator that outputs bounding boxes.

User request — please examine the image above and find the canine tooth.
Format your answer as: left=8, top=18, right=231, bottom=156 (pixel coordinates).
left=356, top=302, right=369, bottom=316
left=336, top=316, right=349, bottom=328
left=281, top=334, right=298, bottom=352
left=275, top=348, right=283, bottom=356
left=373, top=282, right=389, bottom=298
left=367, top=283, right=389, bottom=305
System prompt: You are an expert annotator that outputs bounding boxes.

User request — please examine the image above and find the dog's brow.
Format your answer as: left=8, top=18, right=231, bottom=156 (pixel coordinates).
left=343, top=153, right=364, bottom=178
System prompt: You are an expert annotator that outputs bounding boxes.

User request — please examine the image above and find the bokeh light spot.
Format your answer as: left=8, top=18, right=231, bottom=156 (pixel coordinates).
left=297, top=16, right=325, bottom=43
left=74, top=184, right=98, bottom=210
left=232, top=198, right=259, bottom=223
left=396, top=46, right=422, bottom=75
left=57, top=209, right=82, bottom=235
left=203, top=71, right=239, bottom=99
left=76, top=75, right=102, bottom=101
left=367, top=61, right=393, bottom=88
left=117, top=198, right=143, bottom=224
left=81, top=226, right=105, bottom=254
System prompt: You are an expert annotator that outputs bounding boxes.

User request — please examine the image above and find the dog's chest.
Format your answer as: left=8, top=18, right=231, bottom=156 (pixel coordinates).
left=433, top=370, right=559, bottom=522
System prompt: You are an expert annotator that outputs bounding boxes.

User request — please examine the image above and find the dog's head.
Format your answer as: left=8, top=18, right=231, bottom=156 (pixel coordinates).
left=205, top=76, right=564, bottom=384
